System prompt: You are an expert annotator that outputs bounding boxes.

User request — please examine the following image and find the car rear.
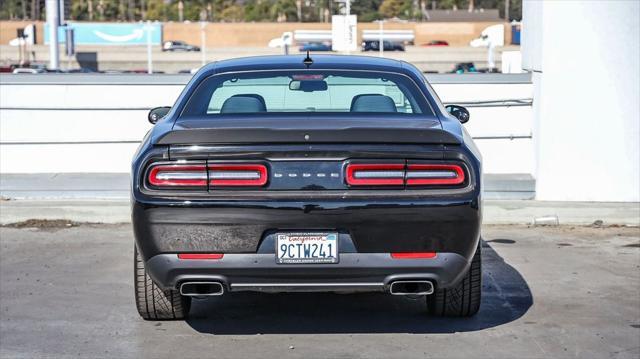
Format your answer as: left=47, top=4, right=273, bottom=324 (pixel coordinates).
left=132, top=58, right=482, bottom=320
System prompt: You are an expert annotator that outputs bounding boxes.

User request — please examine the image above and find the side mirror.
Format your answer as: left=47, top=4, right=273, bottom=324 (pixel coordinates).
left=445, top=105, right=470, bottom=124
left=148, top=106, right=171, bottom=124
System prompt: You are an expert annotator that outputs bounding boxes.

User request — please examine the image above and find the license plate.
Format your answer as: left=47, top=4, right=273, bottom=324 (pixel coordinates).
left=276, top=232, right=339, bottom=264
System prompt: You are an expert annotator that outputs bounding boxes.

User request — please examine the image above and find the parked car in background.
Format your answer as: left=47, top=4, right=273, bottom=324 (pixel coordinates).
left=12, top=67, right=44, bottom=74
left=132, top=54, right=482, bottom=320
left=362, top=40, right=405, bottom=52
left=178, top=68, right=202, bottom=74
left=299, top=42, right=332, bottom=52
left=163, top=41, right=200, bottom=52
left=450, top=62, right=479, bottom=74
left=423, top=40, right=449, bottom=46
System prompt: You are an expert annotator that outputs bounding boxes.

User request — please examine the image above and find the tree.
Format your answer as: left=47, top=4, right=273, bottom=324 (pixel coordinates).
left=271, top=0, right=297, bottom=22
left=0, top=0, right=522, bottom=23
left=351, top=0, right=383, bottom=21
left=379, top=0, right=410, bottom=19
left=219, top=4, right=244, bottom=21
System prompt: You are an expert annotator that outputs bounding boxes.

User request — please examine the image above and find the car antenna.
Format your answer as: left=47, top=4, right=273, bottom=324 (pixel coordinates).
left=303, top=51, right=313, bottom=67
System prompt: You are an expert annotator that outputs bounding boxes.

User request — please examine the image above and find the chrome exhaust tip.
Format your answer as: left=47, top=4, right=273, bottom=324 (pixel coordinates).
left=179, top=281, right=224, bottom=296
left=389, top=280, right=434, bottom=296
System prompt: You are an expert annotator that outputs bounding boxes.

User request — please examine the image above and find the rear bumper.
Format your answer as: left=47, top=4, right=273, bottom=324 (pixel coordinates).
left=146, top=252, right=470, bottom=291
left=133, top=196, right=482, bottom=291
left=132, top=198, right=481, bottom=258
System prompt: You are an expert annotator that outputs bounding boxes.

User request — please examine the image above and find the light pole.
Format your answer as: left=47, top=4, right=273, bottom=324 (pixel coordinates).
left=45, top=0, right=59, bottom=70
left=505, top=0, right=510, bottom=22
left=146, top=21, right=152, bottom=74
left=374, top=19, right=385, bottom=57
left=200, top=21, right=207, bottom=66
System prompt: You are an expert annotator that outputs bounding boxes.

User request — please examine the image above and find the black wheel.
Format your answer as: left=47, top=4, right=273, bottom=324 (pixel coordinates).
left=134, top=245, right=191, bottom=320
left=427, top=242, right=481, bottom=317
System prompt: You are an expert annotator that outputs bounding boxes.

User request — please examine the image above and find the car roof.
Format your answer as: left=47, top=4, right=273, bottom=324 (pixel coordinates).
left=200, top=54, right=406, bottom=74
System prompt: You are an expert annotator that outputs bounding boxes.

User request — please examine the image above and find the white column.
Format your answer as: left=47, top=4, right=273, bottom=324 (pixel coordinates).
left=525, top=0, right=640, bottom=202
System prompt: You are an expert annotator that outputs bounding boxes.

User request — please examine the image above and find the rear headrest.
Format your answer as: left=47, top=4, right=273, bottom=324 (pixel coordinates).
left=350, top=94, right=397, bottom=113
left=220, top=94, right=267, bottom=113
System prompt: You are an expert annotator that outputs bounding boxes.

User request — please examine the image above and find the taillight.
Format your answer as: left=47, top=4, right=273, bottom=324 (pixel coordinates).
left=346, top=162, right=466, bottom=187
left=208, top=164, right=268, bottom=187
left=406, top=164, right=465, bottom=186
left=345, top=163, right=405, bottom=186
left=147, top=162, right=207, bottom=188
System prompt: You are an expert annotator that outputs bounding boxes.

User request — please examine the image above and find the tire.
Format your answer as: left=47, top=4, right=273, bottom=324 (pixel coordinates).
left=427, top=242, right=481, bottom=317
left=134, top=245, right=191, bottom=320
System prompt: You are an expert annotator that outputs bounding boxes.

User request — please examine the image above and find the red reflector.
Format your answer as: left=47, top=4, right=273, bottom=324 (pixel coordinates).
left=148, top=164, right=207, bottom=187
left=346, top=163, right=405, bottom=186
left=391, top=252, right=437, bottom=259
left=177, top=253, right=224, bottom=260
left=208, top=164, right=268, bottom=187
left=406, top=164, right=465, bottom=186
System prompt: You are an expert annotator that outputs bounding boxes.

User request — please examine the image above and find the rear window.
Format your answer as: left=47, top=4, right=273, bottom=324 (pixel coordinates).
left=181, top=70, right=433, bottom=117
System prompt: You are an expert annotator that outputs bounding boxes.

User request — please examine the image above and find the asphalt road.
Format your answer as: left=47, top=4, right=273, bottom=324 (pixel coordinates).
left=0, top=224, right=638, bottom=359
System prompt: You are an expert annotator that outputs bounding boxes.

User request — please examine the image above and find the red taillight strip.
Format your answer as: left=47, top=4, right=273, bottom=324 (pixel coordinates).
left=346, top=163, right=405, bottom=186
left=405, top=164, right=465, bottom=186
left=391, top=252, right=437, bottom=259
left=177, top=253, right=224, bottom=260
left=208, top=164, right=268, bottom=187
left=148, top=164, right=207, bottom=187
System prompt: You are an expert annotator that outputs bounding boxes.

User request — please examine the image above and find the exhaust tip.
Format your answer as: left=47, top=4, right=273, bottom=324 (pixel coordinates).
left=179, top=281, right=224, bottom=296
left=389, top=280, right=434, bottom=296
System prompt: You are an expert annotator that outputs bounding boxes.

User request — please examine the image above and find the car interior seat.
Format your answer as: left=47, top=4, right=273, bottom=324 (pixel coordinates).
left=350, top=94, right=397, bottom=113
left=220, top=94, right=267, bottom=113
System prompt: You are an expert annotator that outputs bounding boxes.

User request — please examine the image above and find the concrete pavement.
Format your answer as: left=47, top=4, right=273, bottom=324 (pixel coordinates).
left=0, top=224, right=638, bottom=358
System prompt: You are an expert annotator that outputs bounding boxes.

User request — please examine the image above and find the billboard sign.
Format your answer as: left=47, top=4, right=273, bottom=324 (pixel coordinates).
left=45, top=22, right=162, bottom=45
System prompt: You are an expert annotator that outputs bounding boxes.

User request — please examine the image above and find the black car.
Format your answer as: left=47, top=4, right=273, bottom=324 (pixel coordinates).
left=162, top=40, right=200, bottom=52
left=362, top=40, right=405, bottom=52
left=133, top=54, right=482, bottom=320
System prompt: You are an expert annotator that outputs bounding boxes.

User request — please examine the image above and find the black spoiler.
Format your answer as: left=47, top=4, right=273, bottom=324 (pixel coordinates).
left=156, top=115, right=462, bottom=145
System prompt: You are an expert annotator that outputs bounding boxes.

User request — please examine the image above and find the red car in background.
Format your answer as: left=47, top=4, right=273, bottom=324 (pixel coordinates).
left=423, top=40, right=449, bottom=47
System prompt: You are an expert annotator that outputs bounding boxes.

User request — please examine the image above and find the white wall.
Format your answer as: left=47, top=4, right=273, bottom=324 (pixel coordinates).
left=524, top=0, right=640, bottom=202
left=0, top=78, right=533, bottom=175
